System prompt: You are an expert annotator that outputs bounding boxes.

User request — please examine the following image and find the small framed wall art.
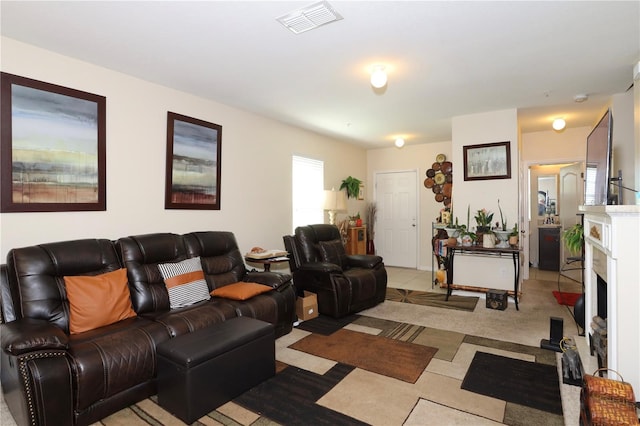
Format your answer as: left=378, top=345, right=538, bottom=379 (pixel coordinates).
left=463, top=141, right=511, bottom=181
left=165, top=112, right=222, bottom=210
left=0, top=72, right=107, bottom=212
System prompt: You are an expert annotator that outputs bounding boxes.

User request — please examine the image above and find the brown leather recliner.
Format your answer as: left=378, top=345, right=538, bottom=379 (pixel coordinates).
left=283, top=224, right=387, bottom=318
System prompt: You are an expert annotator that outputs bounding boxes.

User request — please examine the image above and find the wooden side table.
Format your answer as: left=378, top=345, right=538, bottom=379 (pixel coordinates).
left=345, top=226, right=366, bottom=255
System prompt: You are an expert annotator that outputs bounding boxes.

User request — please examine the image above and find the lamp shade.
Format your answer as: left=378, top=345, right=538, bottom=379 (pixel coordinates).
left=323, top=189, right=347, bottom=211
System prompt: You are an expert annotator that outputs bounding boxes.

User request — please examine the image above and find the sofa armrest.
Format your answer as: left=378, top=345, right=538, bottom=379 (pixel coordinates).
left=297, top=262, right=343, bottom=274
left=245, top=271, right=292, bottom=289
left=346, top=255, right=383, bottom=269
left=1, top=319, right=68, bottom=356
left=1, top=348, right=73, bottom=426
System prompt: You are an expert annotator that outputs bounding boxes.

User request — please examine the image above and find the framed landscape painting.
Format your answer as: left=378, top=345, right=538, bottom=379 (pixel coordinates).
left=0, top=72, right=106, bottom=212
left=463, top=141, right=511, bottom=181
left=165, top=112, right=222, bottom=210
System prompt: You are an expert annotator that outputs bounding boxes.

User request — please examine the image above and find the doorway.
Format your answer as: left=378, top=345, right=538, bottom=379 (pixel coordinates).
left=374, top=170, right=418, bottom=268
left=521, top=161, right=583, bottom=279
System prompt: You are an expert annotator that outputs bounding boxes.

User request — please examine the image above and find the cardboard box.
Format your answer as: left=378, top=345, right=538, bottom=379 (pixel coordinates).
left=296, top=291, right=318, bottom=321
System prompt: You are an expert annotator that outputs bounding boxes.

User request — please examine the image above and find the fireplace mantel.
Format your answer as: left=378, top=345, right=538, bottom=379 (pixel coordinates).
left=580, top=205, right=640, bottom=395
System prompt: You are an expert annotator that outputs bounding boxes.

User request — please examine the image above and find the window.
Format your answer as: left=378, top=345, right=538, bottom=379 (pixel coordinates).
left=292, top=155, right=324, bottom=231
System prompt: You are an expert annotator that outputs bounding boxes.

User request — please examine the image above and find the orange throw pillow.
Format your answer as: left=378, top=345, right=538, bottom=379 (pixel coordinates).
left=210, top=282, right=272, bottom=300
left=64, top=268, right=136, bottom=334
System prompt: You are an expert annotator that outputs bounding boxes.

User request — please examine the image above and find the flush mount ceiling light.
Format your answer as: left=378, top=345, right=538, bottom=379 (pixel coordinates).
left=574, top=94, right=589, bottom=103
left=371, top=65, right=387, bottom=88
left=394, top=138, right=405, bottom=148
left=552, top=118, right=566, bottom=131
left=276, top=1, right=343, bottom=34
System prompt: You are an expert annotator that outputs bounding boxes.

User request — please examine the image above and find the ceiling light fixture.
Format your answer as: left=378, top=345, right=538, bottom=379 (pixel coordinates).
left=574, top=94, right=589, bottom=103
left=371, top=65, right=387, bottom=88
left=394, top=138, right=405, bottom=148
left=552, top=118, right=566, bottom=131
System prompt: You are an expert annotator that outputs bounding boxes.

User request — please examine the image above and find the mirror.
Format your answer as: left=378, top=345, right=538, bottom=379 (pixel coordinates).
left=537, top=175, right=558, bottom=216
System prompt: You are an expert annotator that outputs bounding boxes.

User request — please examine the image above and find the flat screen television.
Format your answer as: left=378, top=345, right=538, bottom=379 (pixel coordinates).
left=584, top=109, right=613, bottom=205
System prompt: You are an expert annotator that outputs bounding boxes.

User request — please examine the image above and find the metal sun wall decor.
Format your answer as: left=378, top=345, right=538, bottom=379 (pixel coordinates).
left=424, top=153, right=452, bottom=207
left=0, top=72, right=107, bottom=213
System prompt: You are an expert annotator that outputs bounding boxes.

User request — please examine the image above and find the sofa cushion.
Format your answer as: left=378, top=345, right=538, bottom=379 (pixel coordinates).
left=318, top=240, right=348, bottom=269
left=210, top=282, right=272, bottom=300
left=64, top=268, right=137, bottom=334
left=158, top=257, right=211, bottom=309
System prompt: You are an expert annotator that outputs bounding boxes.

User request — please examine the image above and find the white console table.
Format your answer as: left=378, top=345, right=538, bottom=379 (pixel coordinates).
left=580, top=205, right=640, bottom=395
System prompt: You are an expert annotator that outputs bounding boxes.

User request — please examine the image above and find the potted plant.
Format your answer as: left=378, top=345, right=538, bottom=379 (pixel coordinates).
left=494, top=199, right=511, bottom=247
left=340, top=176, right=362, bottom=199
left=474, top=208, right=493, bottom=245
left=456, top=205, right=476, bottom=246
left=509, top=223, right=519, bottom=246
left=562, top=223, right=583, bottom=254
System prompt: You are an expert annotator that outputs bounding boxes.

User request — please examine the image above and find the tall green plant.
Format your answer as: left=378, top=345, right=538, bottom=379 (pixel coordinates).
left=562, top=223, right=583, bottom=254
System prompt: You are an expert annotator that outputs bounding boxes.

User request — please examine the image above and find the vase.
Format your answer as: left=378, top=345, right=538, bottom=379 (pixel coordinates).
left=366, top=239, right=375, bottom=255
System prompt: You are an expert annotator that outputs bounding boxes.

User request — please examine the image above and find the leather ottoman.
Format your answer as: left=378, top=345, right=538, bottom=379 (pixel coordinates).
left=157, top=317, right=275, bottom=424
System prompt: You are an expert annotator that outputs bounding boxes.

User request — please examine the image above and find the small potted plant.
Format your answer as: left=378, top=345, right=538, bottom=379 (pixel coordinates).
left=509, top=223, right=519, bottom=246
left=494, top=199, right=511, bottom=247
left=456, top=205, right=476, bottom=246
left=474, top=208, right=493, bottom=245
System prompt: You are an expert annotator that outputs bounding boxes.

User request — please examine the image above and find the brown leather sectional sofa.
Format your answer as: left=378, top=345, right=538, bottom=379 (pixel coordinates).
left=0, top=231, right=296, bottom=426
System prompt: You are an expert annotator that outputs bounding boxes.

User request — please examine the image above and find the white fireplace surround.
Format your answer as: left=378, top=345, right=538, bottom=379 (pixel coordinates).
left=580, top=205, right=640, bottom=395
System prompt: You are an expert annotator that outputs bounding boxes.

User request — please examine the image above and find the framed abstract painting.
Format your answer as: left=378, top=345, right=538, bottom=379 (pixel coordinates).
left=0, top=72, right=106, bottom=212
left=165, top=112, right=222, bottom=210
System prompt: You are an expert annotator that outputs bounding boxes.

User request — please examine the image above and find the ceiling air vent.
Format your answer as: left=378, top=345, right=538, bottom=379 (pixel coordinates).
left=276, top=1, right=343, bottom=34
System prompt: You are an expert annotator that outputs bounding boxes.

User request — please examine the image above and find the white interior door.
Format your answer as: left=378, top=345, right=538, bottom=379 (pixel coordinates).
left=375, top=170, right=418, bottom=268
left=559, top=162, right=584, bottom=282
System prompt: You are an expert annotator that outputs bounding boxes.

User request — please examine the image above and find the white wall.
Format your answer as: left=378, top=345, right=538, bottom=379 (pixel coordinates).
left=367, top=141, right=452, bottom=270
left=451, top=109, right=520, bottom=291
left=611, top=90, right=635, bottom=204
left=0, top=37, right=366, bottom=260
left=521, top=127, right=590, bottom=164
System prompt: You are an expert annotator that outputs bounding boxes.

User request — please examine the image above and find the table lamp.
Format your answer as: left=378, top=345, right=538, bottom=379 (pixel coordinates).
left=323, top=188, right=347, bottom=225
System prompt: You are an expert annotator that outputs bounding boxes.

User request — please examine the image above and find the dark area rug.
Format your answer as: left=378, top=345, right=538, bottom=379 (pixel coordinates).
left=461, top=351, right=563, bottom=415
left=235, top=363, right=367, bottom=426
left=386, top=288, right=479, bottom=312
left=289, top=328, right=437, bottom=383
left=296, top=313, right=359, bottom=335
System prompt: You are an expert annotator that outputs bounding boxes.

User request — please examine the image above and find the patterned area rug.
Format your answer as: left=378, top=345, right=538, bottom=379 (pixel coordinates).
left=386, top=287, right=479, bottom=312
left=85, top=315, right=564, bottom=425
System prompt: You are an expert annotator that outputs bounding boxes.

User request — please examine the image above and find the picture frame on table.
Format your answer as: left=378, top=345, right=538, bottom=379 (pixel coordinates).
left=0, top=72, right=106, bottom=212
left=463, top=141, right=511, bottom=181
left=165, top=112, right=222, bottom=210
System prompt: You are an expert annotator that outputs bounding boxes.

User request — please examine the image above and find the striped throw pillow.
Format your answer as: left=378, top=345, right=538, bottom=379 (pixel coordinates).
left=157, top=257, right=211, bottom=309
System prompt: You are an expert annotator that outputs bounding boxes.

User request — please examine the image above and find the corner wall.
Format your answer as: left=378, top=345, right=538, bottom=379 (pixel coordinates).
left=0, top=37, right=366, bottom=260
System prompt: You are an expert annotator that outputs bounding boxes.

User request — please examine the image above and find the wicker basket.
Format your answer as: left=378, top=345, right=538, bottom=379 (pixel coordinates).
left=580, top=369, right=639, bottom=425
